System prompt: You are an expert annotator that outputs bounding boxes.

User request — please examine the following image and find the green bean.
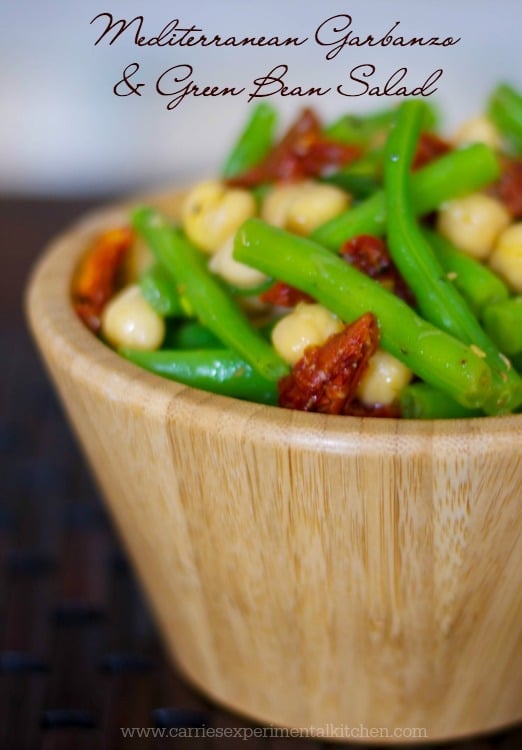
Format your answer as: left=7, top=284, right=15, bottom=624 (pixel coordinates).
left=221, top=103, right=278, bottom=179
left=324, top=108, right=396, bottom=146
left=251, top=184, right=272, bottom=208
left=132, top=206, right=288, bottom=382
left=488, top=82, right=522, bottom=156
left=400, top=383, right=483, bottom=420
left=324, top=103, right=438, bottom=146
left=120, top=347, right=278, bottom=405
left=384, top=100, right=521, bottom=415
left=512, top=352, right=522, bottom=375
left=234, top=218, right=493, bottom=410
left=224, top=277, right=273, bottom=297
left=164, top=317, right=275, bottom=351
left=139, top=262, right=189, bottom=317
left=311, top=143, right=501, bottom=250
left=321, top=103, right=438, bottom=200
left=166, top=321, right=223, bottom=350
left=482, top=297, right=522, bottom=356
left=424, top=229, right=509, bottom=315
left=319, top=151, right=382, bottom=200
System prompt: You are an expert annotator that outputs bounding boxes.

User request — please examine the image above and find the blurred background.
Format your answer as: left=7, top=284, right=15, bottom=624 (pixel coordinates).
left=1, top=0, right=521, bottom=198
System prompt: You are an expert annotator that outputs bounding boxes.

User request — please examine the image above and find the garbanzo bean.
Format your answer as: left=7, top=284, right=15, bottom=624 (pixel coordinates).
left=182, top=179, right=256, bottom=254
left=271, top=303, right=343, bottom=365
left=101, top=284, right=165, bottom=351
left=209, top=236, right=269, bottom=289
left=437, top=193, right=511, bottom=259
left=262, top=181, right=350, bottom=236
left=489, top=222, right=522, bottom=292
left=356, top=349, right=413, bottom=407
left=453, top=115, right=503, bottom=150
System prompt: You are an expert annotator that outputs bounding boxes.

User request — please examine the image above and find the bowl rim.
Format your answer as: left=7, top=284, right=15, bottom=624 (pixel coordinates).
left=25, top=191, right=522, bottom=453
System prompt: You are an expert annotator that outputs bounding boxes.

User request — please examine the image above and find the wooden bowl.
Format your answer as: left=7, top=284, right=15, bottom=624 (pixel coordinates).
left=26, top=194, right=522, bottom=742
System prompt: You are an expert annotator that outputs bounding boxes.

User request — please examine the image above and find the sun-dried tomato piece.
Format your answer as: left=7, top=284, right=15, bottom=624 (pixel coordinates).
left=341, top=235, right=391, bottom=278
left=260, top=280, right=314, bottom=307
left=491, top=157, right=522, bottom=218
left=72, top=226, right=133, bottom=333
left=412, top=132, right=452, bottom=171
left=278, top=312, right=379, bottom=414
left=228, top=108, right=362, bottom=187
left=297, top=138, right=361, bottom=178
left=340, top=235, right=415, bottom=305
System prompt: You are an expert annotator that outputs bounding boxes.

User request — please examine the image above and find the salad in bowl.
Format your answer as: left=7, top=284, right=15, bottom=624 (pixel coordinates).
left=71, top=83, right=522, bottom=421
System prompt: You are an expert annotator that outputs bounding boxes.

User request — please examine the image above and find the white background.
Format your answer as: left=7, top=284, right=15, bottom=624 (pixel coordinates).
left=1, top=0, right=521, bottom=196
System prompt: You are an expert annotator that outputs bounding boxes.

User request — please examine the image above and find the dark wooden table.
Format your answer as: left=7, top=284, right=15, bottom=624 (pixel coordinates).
left=0, top=196, right=520, bottom=749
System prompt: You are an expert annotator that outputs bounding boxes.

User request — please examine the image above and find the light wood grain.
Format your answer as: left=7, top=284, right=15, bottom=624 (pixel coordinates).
left=26, top=194, right=522, bottom=742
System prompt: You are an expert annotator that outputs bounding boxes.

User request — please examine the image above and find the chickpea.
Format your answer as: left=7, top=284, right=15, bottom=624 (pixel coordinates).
left=181, top=179, right=256, bottom=254
left=356, top=349, right=413, bottom=407
left=452, top=115, right=503, bottom=150
left=271, top=303, right=343, bottom=365
left=261, top=183, right=303, bottom=228
left=208, top=236, right=269, bottom=289
left=489, top=222, right=522, bottom=293
left=101, top=284, right=165, bottom=351
left=262, top=181, right=350, bottom=235
left=436, top=193, right=511, bottom=260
